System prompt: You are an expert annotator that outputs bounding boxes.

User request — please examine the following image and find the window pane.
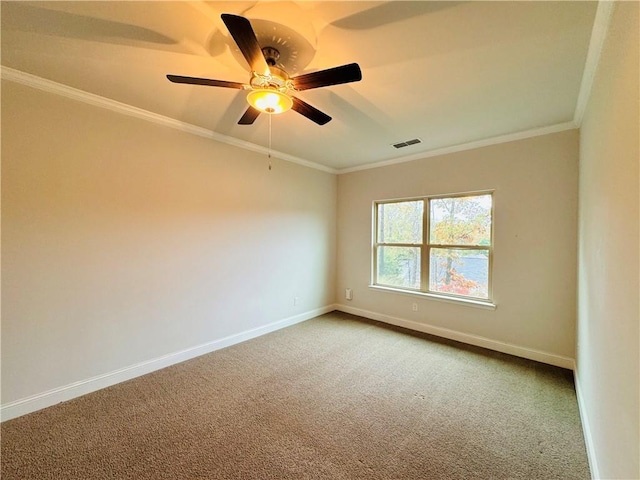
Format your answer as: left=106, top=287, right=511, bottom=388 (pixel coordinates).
left=377, top=201, right=423, bottom=244
left=377, top=246, right=421, bottom=289
left=429, top=195, right=492, bottom=246
left=429, top=248, right=489, bottom=298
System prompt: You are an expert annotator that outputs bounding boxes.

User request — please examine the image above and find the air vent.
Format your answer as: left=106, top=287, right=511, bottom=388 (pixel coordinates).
left=392, top=138, right=422, bottom=149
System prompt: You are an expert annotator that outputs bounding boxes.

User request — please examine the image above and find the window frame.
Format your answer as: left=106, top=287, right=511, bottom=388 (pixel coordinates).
left=372, top=191, right=494, bottom=305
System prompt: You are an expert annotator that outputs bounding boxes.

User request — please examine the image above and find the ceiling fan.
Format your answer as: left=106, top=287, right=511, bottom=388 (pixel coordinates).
left=167, top=14, right=362, bottom=126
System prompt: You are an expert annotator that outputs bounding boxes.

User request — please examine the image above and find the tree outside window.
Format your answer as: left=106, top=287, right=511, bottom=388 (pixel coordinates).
left=374, top=193, right=492, bottom=301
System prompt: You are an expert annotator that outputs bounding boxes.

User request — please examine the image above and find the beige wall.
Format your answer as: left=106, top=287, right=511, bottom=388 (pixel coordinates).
left=1, top=81, right=336, bottom=407
left=3, top=13, right=637, bottom=478
left=337, top=130, right=579, bottom=361
left=576, top=2, right=639, bottom=479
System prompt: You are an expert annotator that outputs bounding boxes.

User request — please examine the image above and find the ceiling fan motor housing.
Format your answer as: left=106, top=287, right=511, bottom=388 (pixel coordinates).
left=250, top=62, right=292, bottom=93
left=167, top=14, right=361, bottom=125
left=261, top=47, right=280, bottom=66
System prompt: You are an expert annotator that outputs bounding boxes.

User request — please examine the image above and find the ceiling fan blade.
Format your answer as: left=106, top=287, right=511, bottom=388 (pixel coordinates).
left=167, top=74, right=245, bottom=89
left=292, top=63, right=362, bottom=91
left=238, top=106, right=261, bottom=125
left=291, top=97, right=332, bottom=125
left=221, top=14, right=270, bottom=76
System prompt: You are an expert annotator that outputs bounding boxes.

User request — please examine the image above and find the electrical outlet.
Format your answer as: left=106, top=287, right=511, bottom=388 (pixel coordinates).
left=293, top=296, right=299, bottom=306
left=345, top=288, right=353, bottom=301
left=412, top=303, right=418, bottom=312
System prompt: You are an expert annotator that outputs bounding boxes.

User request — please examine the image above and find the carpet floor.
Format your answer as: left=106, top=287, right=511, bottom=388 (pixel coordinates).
left=1, top=311, right=590, bottom=479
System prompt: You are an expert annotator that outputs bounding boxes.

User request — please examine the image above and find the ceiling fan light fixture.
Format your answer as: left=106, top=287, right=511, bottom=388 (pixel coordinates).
left=247, top=89, right=293, bottom=114
left=168, top=14, right=361, bottom=125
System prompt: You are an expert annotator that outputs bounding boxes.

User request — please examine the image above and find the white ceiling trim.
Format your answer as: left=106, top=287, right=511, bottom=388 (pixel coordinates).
left=337, top=121, right=578, bottom=175
left=573, top=0, right=615, bottom=126
left=0, top=66, right=337, bottom=174
left=0, top=66, right=581, bottom=176
left=2, top=0, right=609, bottom=181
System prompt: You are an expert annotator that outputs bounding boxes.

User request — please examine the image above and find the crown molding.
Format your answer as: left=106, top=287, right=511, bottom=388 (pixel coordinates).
left=337, top=121, right=578, bottom=174
left=3, top=0, right=609, bottom=183
left=573, top=1, right=615, bottom=126
left=0, top=66, right=337, bottom=175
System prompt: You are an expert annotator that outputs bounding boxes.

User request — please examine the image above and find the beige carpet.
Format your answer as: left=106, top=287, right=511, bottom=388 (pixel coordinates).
left=1, top=311, right=590, bottom=479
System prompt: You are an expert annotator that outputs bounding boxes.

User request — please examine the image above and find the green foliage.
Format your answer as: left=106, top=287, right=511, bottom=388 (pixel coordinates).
left=376, top=195, right=491, bottom=298
left=378, top=201, right=422, bottom=244
left=428, top=195, right=491, bottom=298
left=430, top=196, right=491, bottom=246
left=377, top=246, right=420, bottom=289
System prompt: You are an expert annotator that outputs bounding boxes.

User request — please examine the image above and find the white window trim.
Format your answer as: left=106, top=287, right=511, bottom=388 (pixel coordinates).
left=368, top=284, right=497, bottom=310
left=372, top=190, right=495, bottom=306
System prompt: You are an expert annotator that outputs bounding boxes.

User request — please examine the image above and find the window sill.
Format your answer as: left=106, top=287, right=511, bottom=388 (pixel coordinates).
left=368, top=285, right=497, bottom=310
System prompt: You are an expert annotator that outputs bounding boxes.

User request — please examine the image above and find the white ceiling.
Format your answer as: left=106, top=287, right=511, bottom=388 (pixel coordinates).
left=1, top=1, right=599, bottom=171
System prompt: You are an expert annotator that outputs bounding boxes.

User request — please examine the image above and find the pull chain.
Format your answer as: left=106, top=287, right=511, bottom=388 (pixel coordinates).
left=268, top=113, right=272, bottom=170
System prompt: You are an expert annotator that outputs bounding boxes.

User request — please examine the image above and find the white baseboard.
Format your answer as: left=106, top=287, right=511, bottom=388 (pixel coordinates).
left=1, top=305, right=577, bottom=422
left=1, top=305, right=334, bottom=422
left=573, top=368, right=599, bottom=479
left=335, top=304, right=576, bottom=369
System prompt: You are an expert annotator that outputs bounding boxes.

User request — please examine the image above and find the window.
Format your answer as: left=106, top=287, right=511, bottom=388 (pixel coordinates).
left=373, top=192, right=493, bottom=302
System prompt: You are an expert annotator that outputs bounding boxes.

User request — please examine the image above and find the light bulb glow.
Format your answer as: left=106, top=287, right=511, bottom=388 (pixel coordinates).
left=247, top=89, right=293, bottom=114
